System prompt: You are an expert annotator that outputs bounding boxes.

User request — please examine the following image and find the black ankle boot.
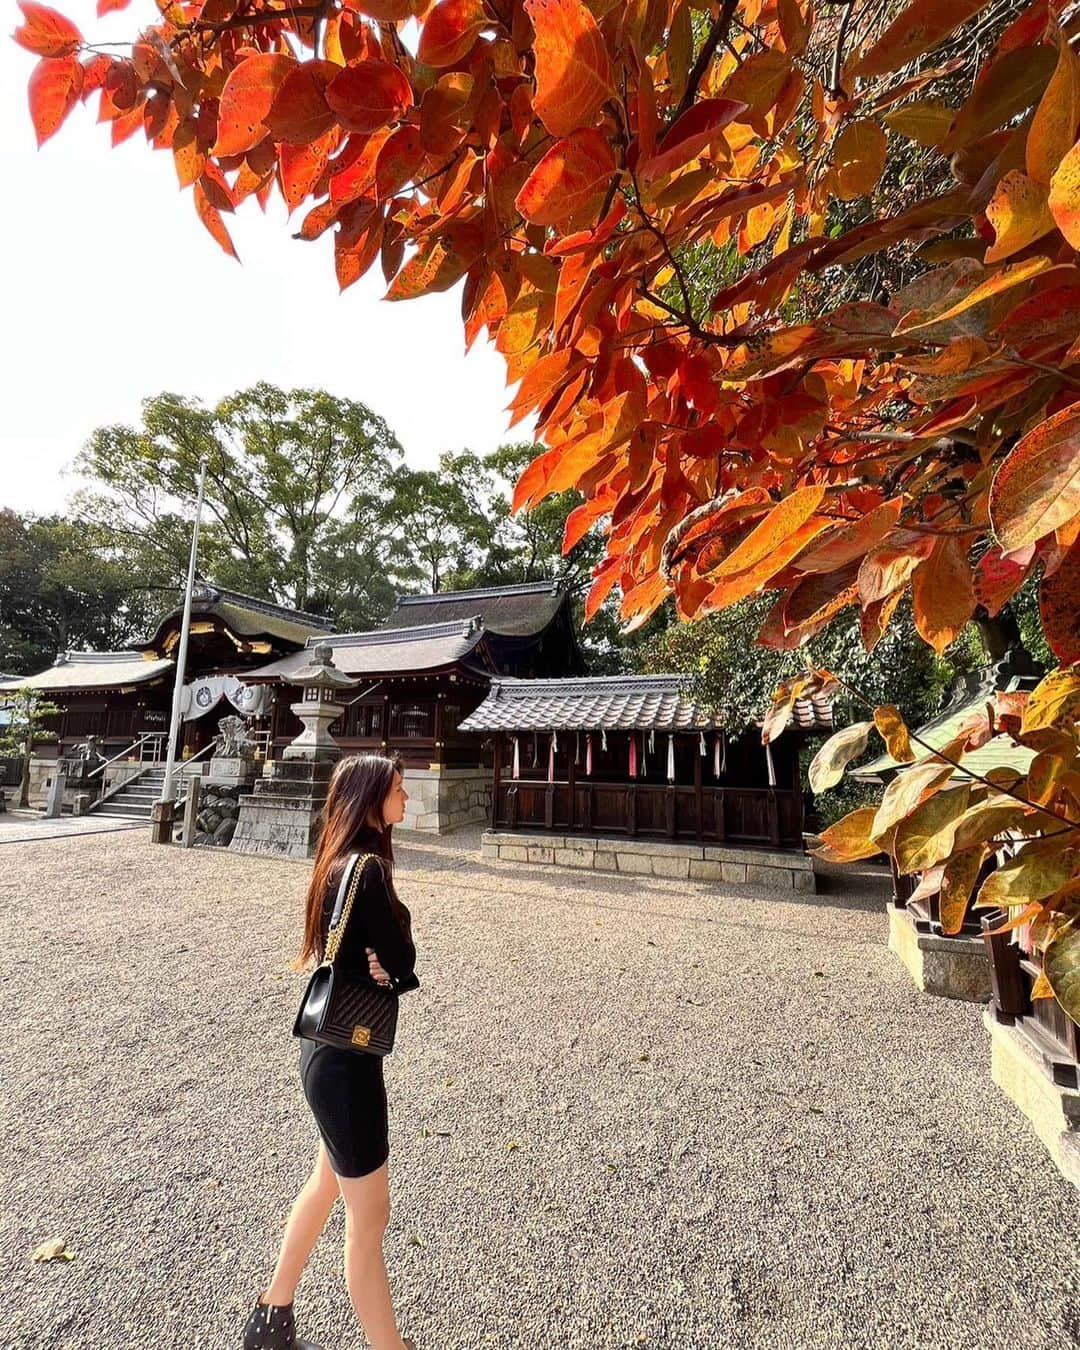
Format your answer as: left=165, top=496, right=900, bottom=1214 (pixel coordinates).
left=241, top=1291, right=322, bottom=1350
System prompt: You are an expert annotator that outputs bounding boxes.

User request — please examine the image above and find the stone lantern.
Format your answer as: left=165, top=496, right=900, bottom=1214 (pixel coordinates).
left=283, top=642, right=357, bottom=761
left=231, top=643, right=358, bottom=859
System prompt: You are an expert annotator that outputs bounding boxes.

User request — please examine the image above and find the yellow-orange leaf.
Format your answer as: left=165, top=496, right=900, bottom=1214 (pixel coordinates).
left=873, top=705, right=916, bottom=764
left=515, top=128, right=616, bottom=228
left=853, top=0, right=990, bottom=80
left=871, top=759, right=956, bottom=842
left=213, top=53, right=294, bottom=157
left=910, top=534, right=976, bottom=653
left=985, top=171, right=1055, bottom=264
left=1039, top=534, right=1080, bottom=664
left=895, top=254, right=1055, bottom=333
left=713, top=485, right=825, bottom=579
left=810, top=807, right=881, bottom=863
left=1027, top=25, right=1080, bottom=188
left=832, top=120, right=887, bottom=201
left=808, top=722, right=873, bottom=793
left=939, top=847, right=986, bottom=935
left=325, top=61, right=413, bottom=134
left=894, top=784, right=971, bottom=874
left=989, top=402, right=1080, bottom=552
left=1020, top=668, right=1080, bottom=734
left=525, top=0, right=613, bottom=138
left=976, top=841, right=1079, bottom=910
left=1048, top=136, right=1080, bottom=248
left=883, top=100, right=954, bottom=148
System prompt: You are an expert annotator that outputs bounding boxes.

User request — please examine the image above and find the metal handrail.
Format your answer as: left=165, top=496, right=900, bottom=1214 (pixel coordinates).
left=87, top=732, right=167, bottom=780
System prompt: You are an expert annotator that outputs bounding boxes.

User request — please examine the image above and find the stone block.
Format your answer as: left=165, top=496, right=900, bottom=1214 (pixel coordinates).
left=792, top=869, right=817, bottom=894
left=651, top=854, right=690, bottom=879
left=554, top=848, right=594, bottom=869
left=745, top=863, right=794, bottom=889
left=887, top=906, right=991, bottom=1003
left=499, top=845, right=529, bottom=862
left=594, top=851, right=617, bottom=872
left=526, top=845, right=554, bottom=864
left=688, top=860, right=726, bottom=883
left=616, top=852, right=653, bottom=875
left=984, top=1010, right=1080, bottom=1191
left=721, top=863, right=747, bottom=884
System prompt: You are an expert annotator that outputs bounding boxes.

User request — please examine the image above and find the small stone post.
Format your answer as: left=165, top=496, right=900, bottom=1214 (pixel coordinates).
left=149, top=799, right=176, bottom=844
left=182, top=778, right=202, bottom=848
left=44, top=772, right=67, bottom=819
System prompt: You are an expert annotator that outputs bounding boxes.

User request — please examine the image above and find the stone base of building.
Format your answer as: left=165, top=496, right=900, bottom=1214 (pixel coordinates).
left=887, top=905, right=992, bottom=1003
left=27, top=756, right=147, bottom=810
left=230, top=759, right=335, bottom=860
left=480, top=830, right=815, bottom=892
left=984, top=1010, right=1080, bottom=1191
left=403, top=768, right=491, bottom=834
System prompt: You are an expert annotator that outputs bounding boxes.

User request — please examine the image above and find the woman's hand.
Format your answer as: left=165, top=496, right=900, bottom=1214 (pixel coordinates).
left=366, top=947, right=393, bottom=988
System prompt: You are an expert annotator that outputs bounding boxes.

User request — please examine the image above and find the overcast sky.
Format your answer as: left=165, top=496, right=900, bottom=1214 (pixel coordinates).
left=1, top=17, right=530, bottom=516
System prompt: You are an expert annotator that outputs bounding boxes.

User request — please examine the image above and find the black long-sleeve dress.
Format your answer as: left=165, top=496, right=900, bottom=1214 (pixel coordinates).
left=298, top=830, right=419, bottom=1178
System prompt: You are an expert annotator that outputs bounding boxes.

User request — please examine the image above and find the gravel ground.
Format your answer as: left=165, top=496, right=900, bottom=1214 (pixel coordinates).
left=0, top=825, right=1077, bottom=1350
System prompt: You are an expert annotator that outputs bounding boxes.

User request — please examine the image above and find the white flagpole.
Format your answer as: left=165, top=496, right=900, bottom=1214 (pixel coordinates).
left=160, top=458, right=208, bottom=803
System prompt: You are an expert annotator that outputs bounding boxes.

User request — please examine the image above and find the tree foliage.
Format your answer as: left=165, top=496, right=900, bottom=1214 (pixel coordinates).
left=16, top=2, right=1080, bottom=1016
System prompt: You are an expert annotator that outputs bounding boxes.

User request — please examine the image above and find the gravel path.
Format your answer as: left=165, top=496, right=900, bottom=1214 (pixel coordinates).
left=0, top=827, right=1077, bottom=1350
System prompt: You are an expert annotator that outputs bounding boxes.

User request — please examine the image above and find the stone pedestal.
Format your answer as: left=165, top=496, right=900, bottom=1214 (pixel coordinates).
left=403, top=767, right=492, bottom=833
left=887, top=905, right=992, bottom=1003
left=208, top=754, right=259, bottom=786
left=230, top=759, right=336, bottom=859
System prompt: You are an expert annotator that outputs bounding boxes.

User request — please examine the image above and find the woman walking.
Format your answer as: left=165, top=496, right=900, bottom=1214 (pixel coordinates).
left=241, top=754, right=421, bottom=1350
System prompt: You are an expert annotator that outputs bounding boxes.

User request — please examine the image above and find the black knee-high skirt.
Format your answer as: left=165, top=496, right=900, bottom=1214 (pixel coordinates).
left=298, top=1039, right=389, bottom=1178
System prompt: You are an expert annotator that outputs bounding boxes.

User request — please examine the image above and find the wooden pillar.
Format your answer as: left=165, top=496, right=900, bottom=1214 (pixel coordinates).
left=765, top=743, right=780, bottom=846
left=693, top=746, right=703, bottom=836
left=981, top=914, right=1026, bottom=1021
left=628, top=780, right=638, bottom=837
left=433, top=694, right=444, bottom=767
left=492, top=731, right=502, bottom=829
left=567, top=734, right=577, bottom=833
left=381, top=691, right=391, bottom=751
left=665, top=786, right=676, bottom=837
left=717, top=788, right=726, bottom=842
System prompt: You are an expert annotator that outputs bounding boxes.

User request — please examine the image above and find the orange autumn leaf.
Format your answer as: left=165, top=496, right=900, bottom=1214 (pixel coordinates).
left=853, top=0, right=990, bottom=80
left=515, top=128, right=616, bottom=228
left=990, top=401, right=1080, bottom=551
left=14, top=1, right=81, bottom=58
left=27, top=55, right=82, bottom=145
left=831, top=120, right=887, bottom=201
left=266, top=59, right=339, bottom=146
left=193, top=181, right=238, bottom=260
left=910, top=534, right=976, bottom=653
left=525, top=0, right=613, bottom=138
left=1026, top=24, right=1080, bottom=188
left=325, top=61, right=413, bottom=134
left=213, top=54, right=294, bottom=157
left=417, top=0, right=488, bottom=69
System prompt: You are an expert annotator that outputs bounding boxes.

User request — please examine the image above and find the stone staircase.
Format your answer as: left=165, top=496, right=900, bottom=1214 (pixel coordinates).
left=89, top=766, right=168, bottom=820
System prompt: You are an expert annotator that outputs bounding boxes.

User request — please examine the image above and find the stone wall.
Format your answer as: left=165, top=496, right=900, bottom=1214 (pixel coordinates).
left=26, top=756, right=144, bottom=809
left=403, top=768, right=492, bottom=834
left=480, top=830, right=816, bottom=892
left=887, top=905, right=992, bottom=1003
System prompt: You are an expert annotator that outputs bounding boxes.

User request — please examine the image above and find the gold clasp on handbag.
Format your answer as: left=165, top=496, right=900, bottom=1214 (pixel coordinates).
left=351, top=1025, right=371, bottom=1047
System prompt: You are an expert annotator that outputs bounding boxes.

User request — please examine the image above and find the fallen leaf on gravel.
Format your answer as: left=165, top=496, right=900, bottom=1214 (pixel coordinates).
left=443, top=1076, right=455, bottom=1087
left=31, top=1239, right=73, bottom=1262
left=505, top=1140, right=520, bottom=1152
left=638, top=1052, right=651, bottom=1062
left=407, top=1234, right=425, bottom=1248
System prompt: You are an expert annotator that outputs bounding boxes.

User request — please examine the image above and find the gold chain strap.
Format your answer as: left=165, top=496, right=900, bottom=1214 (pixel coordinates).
left=324, top=852, right=376, bottom=966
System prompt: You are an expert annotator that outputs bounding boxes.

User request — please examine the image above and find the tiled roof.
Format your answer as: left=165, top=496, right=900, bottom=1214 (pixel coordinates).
left=854, top=664, right=1042, bottom=782
left=384, top=580, right=566, bottom=638
left=136, top=582, right=333, bottom=652
left=0, top=651, right=174, bottom=693
left=458, top=675, right=833, bottom=734
left=245, top=618, right=486, bottom=682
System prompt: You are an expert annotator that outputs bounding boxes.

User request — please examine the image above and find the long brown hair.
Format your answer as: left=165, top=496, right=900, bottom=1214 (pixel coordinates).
left=293, top=753, right=402, bottom=970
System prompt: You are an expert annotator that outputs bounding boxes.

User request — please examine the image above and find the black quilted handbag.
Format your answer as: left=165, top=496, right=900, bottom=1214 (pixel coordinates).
left=292, top=852, right=400, bottom=1056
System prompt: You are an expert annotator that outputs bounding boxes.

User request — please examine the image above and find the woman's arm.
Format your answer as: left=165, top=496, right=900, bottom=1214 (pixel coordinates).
left=339, top=856, right=418, bottom=989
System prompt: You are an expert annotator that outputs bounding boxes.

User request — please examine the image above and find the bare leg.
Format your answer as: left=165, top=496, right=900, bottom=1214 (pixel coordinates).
left=263, top=1143, right=340, bottom=1306
left=337, top=1161, right=409, bottom=1350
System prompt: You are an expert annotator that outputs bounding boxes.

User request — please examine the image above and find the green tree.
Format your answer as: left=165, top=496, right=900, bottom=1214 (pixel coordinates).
left=75, top=383, right=404, bottom=614
left=387, top=452, right=497, bottom=595
left=0, top=687, right=60, bottom=808
left=0, top=510, right=152, bottom=673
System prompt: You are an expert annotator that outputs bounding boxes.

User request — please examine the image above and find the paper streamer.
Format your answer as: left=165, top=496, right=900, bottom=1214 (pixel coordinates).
left=666, top=734, right=675, bottom=783
left=586, top=733, right=593, bottom=775
left=629, top=734, right=638, bottom=779
left=512, top=736, right=520, bottom=780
